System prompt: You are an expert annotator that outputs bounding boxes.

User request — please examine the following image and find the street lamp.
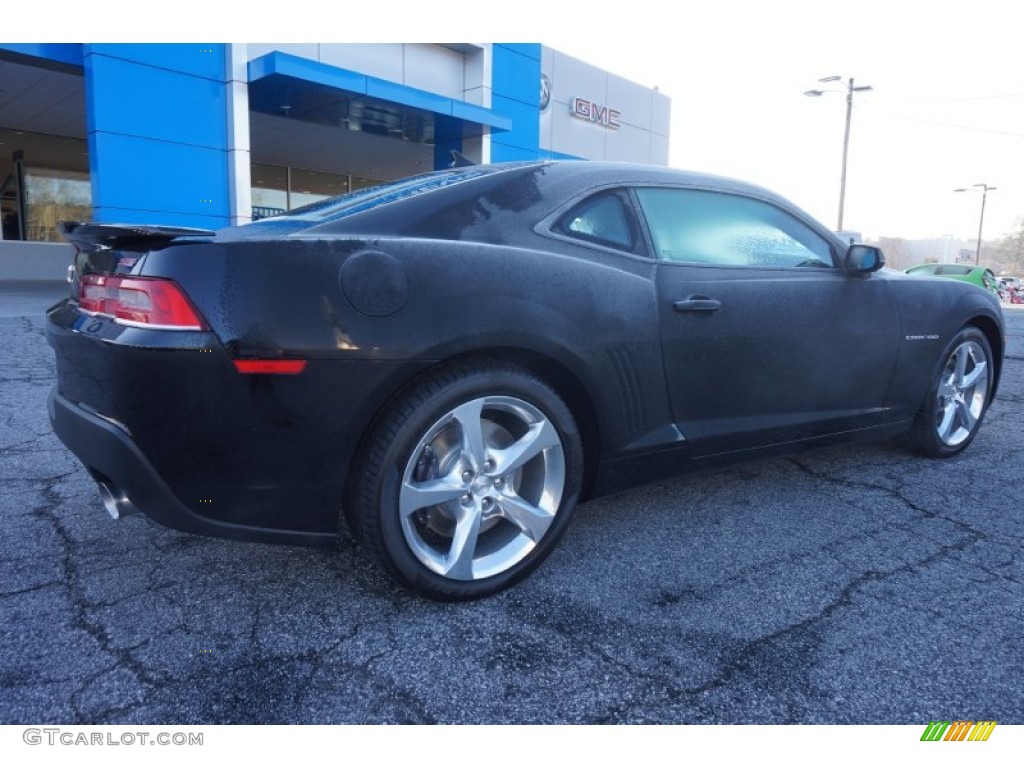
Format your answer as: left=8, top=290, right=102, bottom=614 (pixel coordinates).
left=954, top=184, right=996, bottom=265
left=805, top=75, right=874, bottom=231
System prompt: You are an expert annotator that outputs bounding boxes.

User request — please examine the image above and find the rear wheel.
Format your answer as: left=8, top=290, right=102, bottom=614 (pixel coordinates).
left=349, top=361, right=583, bottom=600
left=907, top=327, right=993, bottom=457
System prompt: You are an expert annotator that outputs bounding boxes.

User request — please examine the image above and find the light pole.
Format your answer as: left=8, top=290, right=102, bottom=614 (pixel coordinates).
left=954, top=184, right=996, bottom=265
left=805, top=76, right=873, bottom=231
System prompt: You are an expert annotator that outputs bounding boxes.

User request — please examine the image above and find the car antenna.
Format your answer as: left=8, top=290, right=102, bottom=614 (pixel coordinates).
left=448, top=149, right=476, bottom=168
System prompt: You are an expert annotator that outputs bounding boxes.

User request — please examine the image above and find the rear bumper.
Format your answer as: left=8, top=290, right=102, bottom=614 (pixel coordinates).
left=49, top=388, right=337, bottom=546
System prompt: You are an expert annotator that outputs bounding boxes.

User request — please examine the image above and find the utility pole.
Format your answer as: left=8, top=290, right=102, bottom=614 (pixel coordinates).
left=955, top=184, right=997, bottom=265
left=805, top=77, right=873, bottom=232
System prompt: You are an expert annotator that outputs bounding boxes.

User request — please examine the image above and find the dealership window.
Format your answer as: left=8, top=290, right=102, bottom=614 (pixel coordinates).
left=22, top=169, right=91, bottom=242
left=251, top=163, right=381, bottom=220
left=635, top=187, right=834, bottom=268
left=1, top=128, right=91, bottom=242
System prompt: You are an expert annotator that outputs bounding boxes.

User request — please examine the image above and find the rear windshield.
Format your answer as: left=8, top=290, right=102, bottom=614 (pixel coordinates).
left=251, top=167, right=506, bottom=225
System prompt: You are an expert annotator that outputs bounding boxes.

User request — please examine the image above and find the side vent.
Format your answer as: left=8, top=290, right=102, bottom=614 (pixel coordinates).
left=606, top=346, right=647, bottom=435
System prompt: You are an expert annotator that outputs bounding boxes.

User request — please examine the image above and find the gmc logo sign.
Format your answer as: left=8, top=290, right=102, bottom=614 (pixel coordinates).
left=570, top=97, right=622, bottom=130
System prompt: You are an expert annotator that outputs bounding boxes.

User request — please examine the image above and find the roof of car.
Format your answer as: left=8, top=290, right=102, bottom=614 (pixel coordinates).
left=217, top=160, right=830, bottom=244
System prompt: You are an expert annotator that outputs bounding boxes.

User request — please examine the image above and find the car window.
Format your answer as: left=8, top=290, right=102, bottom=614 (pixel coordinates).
left=634, top=187, right=834, bottom=268
left=557, top=191, right=641, bottom=252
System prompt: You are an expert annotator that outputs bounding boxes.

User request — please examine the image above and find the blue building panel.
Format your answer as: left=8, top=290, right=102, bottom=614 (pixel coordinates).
left=490, top=95, right=540, bottom=152
left=490, top=44, right=542, bottom=160
left=85, top=53, right=229, bottom=150
left=86, top=43, right=226, bottom=82
left=451, top=100, right=512, bottom=131
left=248, top=52, right=367, bottom=95
left=88, top=131, right=230, bottom=227
left=93, top=207, right=231, bottom=230
left=248, top=52, right=512, bottom=131
left=491, top=143, right=546, bottom=163
left=496, top=43, right=541, bottom=62
left=83, top=44, right=233, bottom=229
left=0, top=43, right=84, bottom=68
left=492, top=45, right=541, bottom=107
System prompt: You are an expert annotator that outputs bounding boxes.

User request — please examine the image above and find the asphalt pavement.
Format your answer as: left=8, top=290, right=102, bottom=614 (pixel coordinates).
left=1, top=282, right=1021, bottom=724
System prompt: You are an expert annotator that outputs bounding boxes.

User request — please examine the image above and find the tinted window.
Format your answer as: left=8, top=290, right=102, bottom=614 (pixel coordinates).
left=635, top=187, right=834, bottom=268
left=558, top=191, right=639, bottom=252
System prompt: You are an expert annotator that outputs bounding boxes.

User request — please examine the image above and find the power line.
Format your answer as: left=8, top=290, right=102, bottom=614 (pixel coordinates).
left=897, top=90, right=1024, bottom=104
left=871, top=110, right=1024, bottom=138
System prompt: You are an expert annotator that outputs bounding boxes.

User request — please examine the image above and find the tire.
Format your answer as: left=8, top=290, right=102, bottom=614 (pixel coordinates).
left=348, top=360, right=584, bottom=601
left=907, top=326, right=993, bottom=458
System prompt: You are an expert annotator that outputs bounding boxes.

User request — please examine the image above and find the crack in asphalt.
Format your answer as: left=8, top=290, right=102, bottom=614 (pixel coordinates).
left=785, top=457, right=991, bottom=540
left=0, top=581, right=65, bottom=599
left=3, top=309, right=1022, bottom=724
left=589, top=530, right=988, bottom=723
left=29, top=479, right=167, bottom=722
left=519, top=456, right=1002, bottom=724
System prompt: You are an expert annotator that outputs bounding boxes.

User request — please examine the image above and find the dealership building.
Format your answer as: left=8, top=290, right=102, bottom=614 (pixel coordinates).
left=0, top=43, right=670, bottom=279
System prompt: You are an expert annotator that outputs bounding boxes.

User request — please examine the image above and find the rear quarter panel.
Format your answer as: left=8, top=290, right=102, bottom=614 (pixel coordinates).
left=143, top=234, right=678, bottom=468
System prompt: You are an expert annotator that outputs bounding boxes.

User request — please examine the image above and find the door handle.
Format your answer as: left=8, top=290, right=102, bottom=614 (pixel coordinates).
left=673, top=295, right=722, bottom=313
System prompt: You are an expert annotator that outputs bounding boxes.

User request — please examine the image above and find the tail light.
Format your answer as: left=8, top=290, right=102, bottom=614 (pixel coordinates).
left=78, top=275, right=208, bottom=331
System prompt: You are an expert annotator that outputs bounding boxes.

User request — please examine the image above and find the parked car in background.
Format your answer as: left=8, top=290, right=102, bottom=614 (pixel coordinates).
left=47, top=161, right=1006, bottom=600
left=905, top=263, right=1000, bottom=297
left=998, top=277, right=1023, bottom=304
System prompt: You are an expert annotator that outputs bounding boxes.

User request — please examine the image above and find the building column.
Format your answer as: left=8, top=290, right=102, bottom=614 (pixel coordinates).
left=83, top=44, right=240, bottom=229
left=225, top=44, right=252, bottom=226
left=489, top=44, right=541, bottom=162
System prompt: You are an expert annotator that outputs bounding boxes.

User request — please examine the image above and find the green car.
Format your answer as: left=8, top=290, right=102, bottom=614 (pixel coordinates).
left=905, top=263, right=1000, bottom=296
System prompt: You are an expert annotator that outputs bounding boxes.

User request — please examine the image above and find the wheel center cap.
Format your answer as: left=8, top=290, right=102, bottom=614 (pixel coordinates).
left=471, top=475, right=493, bottom=496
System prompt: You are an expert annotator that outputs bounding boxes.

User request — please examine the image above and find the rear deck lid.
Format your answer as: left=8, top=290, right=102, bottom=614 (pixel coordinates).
left=60, top=221, right=216, bottom=300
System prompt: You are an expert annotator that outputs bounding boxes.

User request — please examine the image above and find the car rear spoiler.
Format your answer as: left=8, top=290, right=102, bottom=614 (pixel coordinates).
left=59, top=221, right=216, bottom=252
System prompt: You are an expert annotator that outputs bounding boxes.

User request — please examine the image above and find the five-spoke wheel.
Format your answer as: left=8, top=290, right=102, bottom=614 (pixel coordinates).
left=908, top=326, right=994, bottom=457
left=399, top=395, right=565, bottom=581
left=934, top=338, right=989, bottom=447
left=349, top=362, right=583, bottom=600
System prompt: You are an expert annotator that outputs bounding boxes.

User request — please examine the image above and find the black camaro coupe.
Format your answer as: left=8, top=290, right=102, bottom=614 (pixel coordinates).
left=47, top=161, right=1005, bottom=599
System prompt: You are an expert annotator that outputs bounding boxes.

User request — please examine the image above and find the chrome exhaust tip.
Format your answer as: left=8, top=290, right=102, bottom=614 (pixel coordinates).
left=96, top=481, right=138, bottom=520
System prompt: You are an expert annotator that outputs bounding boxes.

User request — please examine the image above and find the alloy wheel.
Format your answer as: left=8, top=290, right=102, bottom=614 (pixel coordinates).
left=398, top=395, right=566, bottom=581
left=935, top=339, right=989, bottom=447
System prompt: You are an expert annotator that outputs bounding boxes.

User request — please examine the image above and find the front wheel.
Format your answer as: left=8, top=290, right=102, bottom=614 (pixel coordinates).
left=348, top=361, right=583, bottom=601
left=907, top=327, right=993, bottom=458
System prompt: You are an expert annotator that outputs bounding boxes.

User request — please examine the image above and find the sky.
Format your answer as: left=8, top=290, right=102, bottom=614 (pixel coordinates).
left=11, top=0, right=1024, bottom=242
left=543, top=1, right=1024, bottom=242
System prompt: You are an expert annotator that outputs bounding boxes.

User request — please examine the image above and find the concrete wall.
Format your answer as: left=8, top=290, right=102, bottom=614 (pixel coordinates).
left=0, top=241, right=73, bottom=281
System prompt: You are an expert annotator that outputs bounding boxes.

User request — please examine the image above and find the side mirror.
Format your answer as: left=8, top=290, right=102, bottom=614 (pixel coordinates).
left=844, top=244, right=885, bottom=274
